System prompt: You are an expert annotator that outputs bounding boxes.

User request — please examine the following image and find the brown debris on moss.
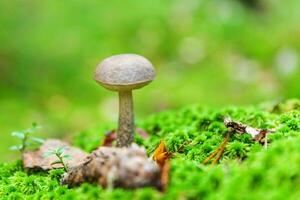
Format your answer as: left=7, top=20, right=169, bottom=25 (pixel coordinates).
left=23, top=139, right=88, bottom=170
left=203, top=132, right=230, bottom=165
left=61, top=144, right=162, bottom=189
left=102, top=128, right=150, bottom=147
left=224, top=117, right=275, bottom=144
left=204, top=117, right=276, bottom=165
left=102, top=130, right=117, bottom=147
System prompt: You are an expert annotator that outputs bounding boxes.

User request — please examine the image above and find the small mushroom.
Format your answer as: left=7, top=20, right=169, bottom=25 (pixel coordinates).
left=94, top=54, right=155, bottom=147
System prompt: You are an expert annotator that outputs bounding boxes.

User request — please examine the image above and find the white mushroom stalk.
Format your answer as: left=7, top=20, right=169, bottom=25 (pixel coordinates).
left=94, top=54, right=155, bottom=147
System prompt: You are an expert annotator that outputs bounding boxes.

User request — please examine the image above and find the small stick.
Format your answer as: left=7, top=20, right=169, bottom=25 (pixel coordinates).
left=211, top=132, right=230, bottom=165
left=203, top=144, right=223, bottom=164
left=203, top=131, right=231, bottom=165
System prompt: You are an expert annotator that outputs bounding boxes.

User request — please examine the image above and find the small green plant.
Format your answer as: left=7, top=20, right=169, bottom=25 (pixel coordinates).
left=10, top=123, right=44, bottom=153
left=44, top=147, right=71, bottom=172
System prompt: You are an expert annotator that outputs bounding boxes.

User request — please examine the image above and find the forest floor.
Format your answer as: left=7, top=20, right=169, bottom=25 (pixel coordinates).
left=1, top=99, right=300, bottom=200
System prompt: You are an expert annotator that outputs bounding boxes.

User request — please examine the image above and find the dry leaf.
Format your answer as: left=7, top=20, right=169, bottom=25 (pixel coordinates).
left=102, top=128, right=149, bottom=147
left=102, top=130, right=117, bottom=147
left=151, top=140, right=171, bottom=191
left=152, top=141, right=171, bottom=168
left=23, top=139, right=88, bottom=170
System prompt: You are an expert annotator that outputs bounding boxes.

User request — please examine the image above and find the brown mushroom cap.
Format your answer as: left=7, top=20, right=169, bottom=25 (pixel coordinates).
left=94, top=54, right=155, bottom=91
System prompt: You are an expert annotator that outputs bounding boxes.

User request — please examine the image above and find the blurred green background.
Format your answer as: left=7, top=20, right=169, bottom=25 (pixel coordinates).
left=1, top=0, right=300, bottom=161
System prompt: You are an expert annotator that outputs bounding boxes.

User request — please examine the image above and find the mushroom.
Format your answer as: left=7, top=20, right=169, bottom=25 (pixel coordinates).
left=94, top=54, right=155, bottom=147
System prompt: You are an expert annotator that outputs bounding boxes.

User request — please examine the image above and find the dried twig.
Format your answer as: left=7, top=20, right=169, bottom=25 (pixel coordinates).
left=203, top=131, right=231, bottom=165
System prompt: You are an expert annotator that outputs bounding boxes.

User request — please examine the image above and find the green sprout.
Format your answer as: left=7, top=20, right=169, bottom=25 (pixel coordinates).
left=10, top=123, right=44, bottom=153
left=44, top=147, right=71, bottom=172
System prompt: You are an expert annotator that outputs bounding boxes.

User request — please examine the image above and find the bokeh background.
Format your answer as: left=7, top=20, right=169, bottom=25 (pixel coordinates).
left=1, top=0, right=300, bottom=161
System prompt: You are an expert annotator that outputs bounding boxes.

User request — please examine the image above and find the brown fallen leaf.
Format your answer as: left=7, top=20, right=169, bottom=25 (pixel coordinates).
left=61, top=144, right=162, bottom=189
left=102, top=128, right=150, bottom=147
left=102, top=130, right=117, bottom=147
left=23, top=139, right=88, bottom=170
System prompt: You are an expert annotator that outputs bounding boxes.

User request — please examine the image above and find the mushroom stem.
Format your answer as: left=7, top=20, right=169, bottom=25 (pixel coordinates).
left=117, top=90, right=134, bottom=147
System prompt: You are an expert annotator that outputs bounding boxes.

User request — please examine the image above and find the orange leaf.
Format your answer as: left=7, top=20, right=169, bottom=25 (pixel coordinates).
left=152, top=141, right=171, bottom=192
left=152, top=141, right=171, bottom=168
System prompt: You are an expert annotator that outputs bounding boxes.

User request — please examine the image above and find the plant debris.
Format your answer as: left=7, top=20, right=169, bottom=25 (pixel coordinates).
left=102, top=130, right=117, bottom=147
left=61, top=144, right=162, bottom=189
left=224, top=117, right=275, bottom=144
left=203, top=132, right=230, bottom=165
left=23, top=139, right=88, bottom=170
left=151, top=141, right=171, bottom=168
left=204, top=117, right=276, bottom=165
left=102, top=128, right=150, bottom=147
left=151, top=141, right=171, bottom=191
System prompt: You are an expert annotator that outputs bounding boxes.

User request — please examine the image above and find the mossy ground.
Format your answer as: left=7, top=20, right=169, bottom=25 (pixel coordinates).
left=1, top=100, right=300, bottom=200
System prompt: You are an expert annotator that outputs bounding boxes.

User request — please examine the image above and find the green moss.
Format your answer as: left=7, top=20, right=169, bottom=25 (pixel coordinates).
left=1, top=100, right=300, bottom=199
